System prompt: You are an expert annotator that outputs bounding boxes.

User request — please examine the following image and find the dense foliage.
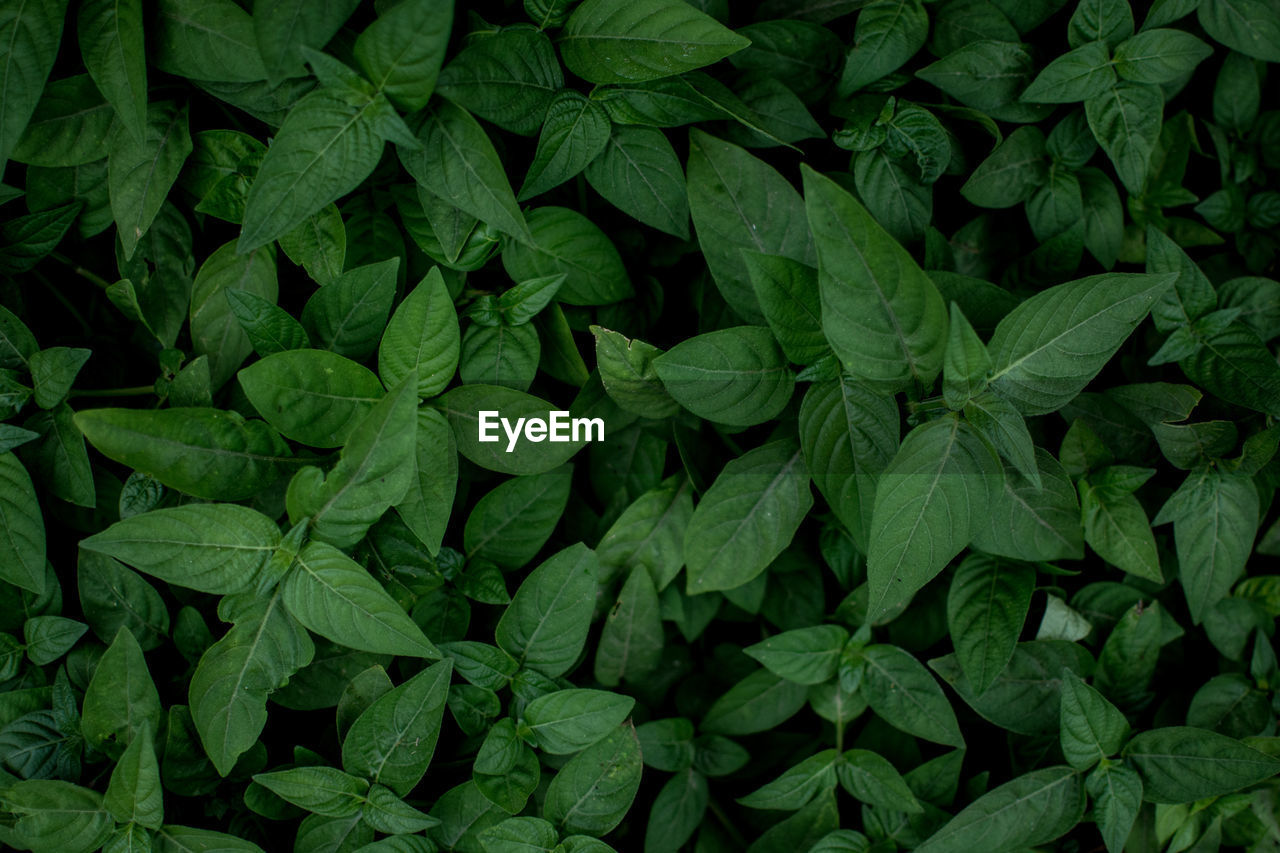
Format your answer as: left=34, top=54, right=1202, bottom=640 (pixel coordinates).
left=1, top=0, right=1280, bottom=850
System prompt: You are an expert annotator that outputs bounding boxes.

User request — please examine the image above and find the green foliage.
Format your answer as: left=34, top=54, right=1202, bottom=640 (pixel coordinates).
left=2, top=1, right=1280, bottom=851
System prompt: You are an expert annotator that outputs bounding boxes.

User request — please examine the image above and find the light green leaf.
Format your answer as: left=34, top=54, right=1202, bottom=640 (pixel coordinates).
left=861, top=644, right=965, bottom=747
left=653, top=326, right=795, bottom=426
left=914, top=767, right=1084, bottom=853
left=238, top=348, right=385, bottom=448
left=744, top=625, right=849, bottom=686
left=946, top=554, right=1034, bottom=695
left=496, top=544, right=598, bottom=677
left=378, top=267, right=459, bottom=399
left=82, top=626, right=161, bottom=756
left=253, top=766, right=368, bottom=818
left=0, top=451, right=45, bottom=594
left=1122, top=726, right=1280, bottom=803
left=523, top=689, right=636, bottom=755
left=227, top=288, right=309, bottom=356
left=190, top=242, right=278, bottom=389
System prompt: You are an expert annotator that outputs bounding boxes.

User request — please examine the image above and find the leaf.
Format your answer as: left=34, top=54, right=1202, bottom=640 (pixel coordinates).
left=972, top=447, right=1084, bottom=561
left=81, top=504, right=280, bottom=595
left=82, top=626, right=162, bottom=755
left=395, top=408, right=457, bottom=556
left=12, top=74, right=115, bottom=167
left=238, top=349, right=385, bottom=448
left=523, top=689, right=636, bottom=754
left=302, top=258, right=398, bottom=361
left=1197, top=0, right=1280, bottom=62
left=561, top=0, right=750, bottom=84
left=959, top=126, right=1048, bottom=208
left=188, top=589, right=313, bottom=775
left=284, top=541, right=439, bottom=658
left=354, top=0, right=452, bottom=112
left=1069, top=0, right=1134, bottom=47
left=279, top=203, right=346, bottom=285
left=743, top=252, right=826, bottom=365
left=190, top=241, right=278, bottom=389
left=153, top=0, right=267, bottom=83
left=1085, top=82, right=1164, bottom=196
left=745, top=625, right=849, bottom=686
left=463, top=466, right=572, bottom=569
left=1086, top=763, right=1143, bottom=853
left=227, top=288, right=310, bottom=356
left=585, top=126, right=689, bottom=238
left=399, top=98, right=530, bottom=245
left=2, top=780, right=113, bottom=853
left=342, top=659, right=453, bottom=796
left=1021, top=41, right=1116, bottom=103
left=917, top=41, right=1043, bottom=123
left=502, top=206, right=632, bottom=306
left=653, top=326, right=795, bottom=426
left=684, top=440, right=813, bottom=593
left=436, top=27, right=562, bottom=137
left=838, top=749, right=922, bottom=812
left=238, top=90, right=388, bottom=251
left=986, top=273, right=1175, bottom=415
left=544, top=723, right=643, bottom=836
left=688, top=130, right=815, bottom=323
left=103, top=724, right=162, bottom=828
left=378, top=267, right=459, bottom=399
left=861, top=644, right=965, bottom=747
left=914, top=767, right=1084, bottom=853
left=866, top=417, right=1000, bottom=621
left=839, top=0, right=929, bottom=95
left=108, top=100, right=193, bottom=260
left=253, top=0, right=359, bottom=85
left=1113, top=29, right=1213, bottom=83
left=74, top=407, right=292, bottom=501
left=0, top=0, right=68, bottom=165
left=1059, top=669, right=1129, bottom=771
left=1080, top=475, right=1162, bottom=582
left=1122, top=726, right=1280, bottom=802
left=946, top=554, right=1034, bottom=695
left=644, top=769, right=708, bottom=853
left=23, top=615, right=86, bottom=665
left=1179, top=322, right=1280, bottom=416
left=804, top=165, right=948, bottom=393
left=595, top=565, right=664, bottom=686
left=0, top=451, right=45, bottom=594
left=253, top=766, right=368, bottom=817
left=739, top=749, right=839, bottom=810
left=596, top=476, right=692, bottom=590
left=78, top=0, right=146, bottom=141
left=518, top=91, right=611, bottom=201
left=436, top=384, right=588, bottom=476
left=495, top=544, right=598, bottom=677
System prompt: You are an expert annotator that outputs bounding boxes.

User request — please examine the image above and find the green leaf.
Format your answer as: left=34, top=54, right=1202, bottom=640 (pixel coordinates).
left=395, top=408, right=457, bottom=556
left=684, top=440, right=813, bottom=593
left=804, top=165, right=948, bottom=393
left=1085, top=82, right=1164, bottom=196
left=1080, top=474, right=1162, bottom=582
left=944, top=304, right=991, bottom=410
left=963, top=391, right=1040, bottom=487
left=585, top=126, right=689, bottom=238
left=914, top=767, right=1084, bottom=853
left=838, top=749, right=922, bottom=812
left=460, top=322, right=541, bottom=391
left=103, top=723, right=162, bottom=828
left=946, top=554, right=1034, bottom=695
left=861, top=644, right=965, bottom=747
left=77, top=0, right=146, bottom=141
left=745, top=625, right=849, bottom=686
left=502, top=206, right=632, bottom=306
left=523, top=689, right=636, bottom=755
left=342, top=659, right=453, bottom=796
left=867, top=417, right=1000, bottom=621
left=1180, top=322, right=1280, bottom=416
left=227, top=288, right=310, bottom=356
left=653, top=326, right=794, bottom=426
left=1122, top=726, right=1280, bottom=803
left=253, top=0, right=359, bottom=85
left=644, top=769, right=708, bottom=853
left=437, top=384, right=588, bottom=475
left=916, top=41, right=1044, bottom=123
left=971, top=447, right=1084, bottom=561
left=518, top=91, right=611, bottom=201
left=591, top=326, right=679, bottom=418
left=544, top=723, right=642, bottom=836
left=463, top=466, right=572, bottom=569
left=279, top=203, right=346, bottom=286
left=238, top=349, right=385, bottom=448
left=190, top=242, right=278, bottom=389
left=1021, top=41, right=1116, bottom=103
left=1114, top=29, right=1213, bottom=83
left=188, top=589, right=314, bottom=776
left=2, top=780, right=113, bottom=853
left=0, top=0, right=68, bottom=166
left=1070, top=0, right=1134, bottom=47
left=12, top=74, right=114, bottom=167
left=1086, top=763, right=1143, bottom=853
left=595, top=565, right=664, bottom=686
left=496, top=543, right=598, bottom=677
left=743, top=252, right=826, bottom=365
left=687, top=130, right=815, bottom=324
left=23, top=615, right=86, bottom=665
left=74, top=407, right=293, bottom=501
left=959, top=126, right=1048, bottom=208
left=839, top=0, right=929, bottom=95
left=561, top=0, right=749, bottom=84
left=1197, top=0, right=1280, bottom=62
left=80, top=504, right=281, bottom=595
left=436, top=27, right=562, bottom=137
left=0, top=452, right=45, bottom=595
left=378, top=267, right=459, bottom=399
left=284, top=541, right=439, bottom=658
left=108, top=101, right=193, bottom=260
left=399, top=98, right=530, bottom=245
left=82, top=626, right=161, bottom=755
left=596, top=476, right=692, bottom=590
left=302, top=258, right=398, bottom=361
left=253, top=766, right=369, bottom=818
left=739, top=749, right=839, bottom=810
left=1059, top=669, right=1129, bottom=771
left=354, top=0, right=452, bottom=112
left=986, top=273, right=1175, bottom=415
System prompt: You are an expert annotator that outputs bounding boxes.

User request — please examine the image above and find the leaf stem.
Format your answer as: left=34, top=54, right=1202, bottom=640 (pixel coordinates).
left=49, top=252, right=112, bottom=290
left=70, top=385, right=156, bottom=398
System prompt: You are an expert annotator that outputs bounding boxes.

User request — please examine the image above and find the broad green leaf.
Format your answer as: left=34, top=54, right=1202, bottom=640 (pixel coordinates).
left=354, top=0, right=452, bottom=112
left=1060, top=669, right=1129, bottom=771
left=684, top=440, right=813, bottom=593
left=437, top=384, right=589, bottom=475
left=644, top=769, right=708, bottom=853
left=916, top=41, right=1044, bottom=123
left=964, top=392, right=1040, bottom=487
left=82, top=626, right=161, bottom=756
left=378, top=267, right=459, bottom=399
left=23, top=615, right=86, bottom=666
left=74, top=407, right=292, bottom=501
left=2, top=780, right=113, bottom=853
left=1180, top=322, right=1280, bottom=417
left=238, top=349, right=385, bottom=448
left=1113, top=29, right=1212, bottom=83
left=959, top=126, right=1048, bottom=208
left=78, top=0, right=146, bottom=140
left=1080, top=475, right=1162, bottom=582
left=399, top=98, right=530, bottom=245
left=227, top=288, right=310, bottom=356
left=81, top=504, right=280, bottom=595
left=253, top=766, right=368, bottom=817
left=103, top=724, right=162, bottom=828
left=867, top=417, right=1000, bottom=622
left=459, top=323, right=540, bottom=391
left=743, top=252, right=826, bottom=365
left=544, top=723, right=642, bottom=836
left=592, top=326, right=680, bottom=418
left=861, top=644, right=965, bottom=747
left=1070, top=0, right=1134, bottom=47
left=585, top=125, right=689, bottom=238
left=0, top=0, right=68, bottom=166
left=1085, top=82, right=1164, bottom=196
left=1086, top=763, right=1143, bottom=853
left=108, top=100, right=192, bottom=260
left=153, top=0, right=267, bottom=83
left=190, top=242, right=278, bottom=389
left=302, top=258, right=398, bottom=361
left=0, top=451, right=45, bottom=594
left=496, top=544, right=598, bottom=677
left=914, top=767, right=1084, bottom=853
left=839, top=0, right=929, bottom=95
left=11, top=74, right=114, bottom=167
left=78, top=550, right=169, bottom=651
left=688, top=131, right=815, bottom=323
left=502, top=206, right=632, bottom=306
left=279, top=203, right=346, bottom=285
left=253, top=0, right=359, bottom=85
left=1197, top=0, right=1280, bottom=62
left=523, top=689, right=636, bottom=754
left=518, top=91, right=611, bottom=201
left=595, top=565, right=664, bottom=686
left=745, top=625, right=849, bottom=685
left=946, top=554, right=1034, bottom=695
left=1122, top=726, right=1280, bottom=803
left=804, top=165, right=947, bottom=393
left=1021, top=41, right=1116, bottom=103
left=436, top=27, right=562, bottom=137
left=561, top=0, right=750, bottom=84
left=838, top=749, right=922, bottom=812
left=944, top=304, right=991, bottom=410
left=395, top=408, right=456, bottom=556
left=739, top=749, right=839, bottom=810
left=342, top=659, right=453, bottom=796
left=653, top=326, right=794, bottom=426
left=284, top=541, right=439, bottom=658
left=986, top=273, right=1175, bottom=415
left=971, top=447, right=1084, bottom=561
left=463, top=466, right=572, bottom=569
left=189, top=589, right=314, bottom=776
left=596, top=476, right=692, bottom=590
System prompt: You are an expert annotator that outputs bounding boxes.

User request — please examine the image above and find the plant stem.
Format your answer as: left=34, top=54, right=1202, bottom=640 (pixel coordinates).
left=49, top=252, right=112, bottom=290
left=70, top=385, right=156, bottom=398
